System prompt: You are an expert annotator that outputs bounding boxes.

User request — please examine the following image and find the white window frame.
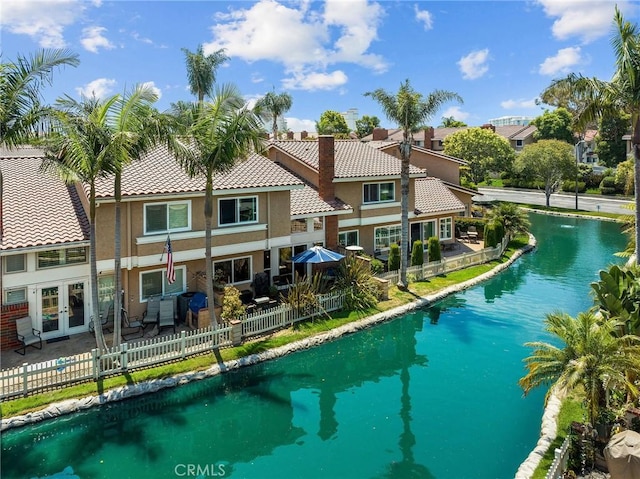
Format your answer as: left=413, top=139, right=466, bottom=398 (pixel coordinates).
left=213, top=256, right=252, bottom=286
left=143, top=200, right=191, bottom=235
left=37, top=247, right=88, bottom=269
left=363, top=182, right=395, bottom=204
left=338, top=230, right=360, bottom=247
left=439, top=217, right=453, bottom=241
left=139, top=265, right=186, bottom=301
left=4, top=254, right=26, bottom=273
left=374, top=224, right=402, bottom=250
left=421, top=220, right=437, bottom=249
left=218, top=196, right=258, bottom=227
left=4, top=287, right=27, bottom=305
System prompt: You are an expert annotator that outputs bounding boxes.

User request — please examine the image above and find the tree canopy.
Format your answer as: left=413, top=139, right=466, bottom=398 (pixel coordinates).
left=442, top=127, right=515, bottom=184
left=439, top=116, right=467, bottom=127
left=355, top=115, right=381, bottom=138
left=595, top=110, right=631, bottom=167
left=316, top=110, right=350, bottom=137
left=515, top=139, right=576, bottom=206
left=531, top=107, right=575, bottom=143
left=181, top=45, right=228, bottom=104
left=254, top=88, right=293, bottom=139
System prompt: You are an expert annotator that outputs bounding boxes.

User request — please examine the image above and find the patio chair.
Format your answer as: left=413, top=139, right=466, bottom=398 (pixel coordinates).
left=100, top=301, right=114, bottom=333
left=158, top=299, right=176, bottom=334
left=121, top=309, right=144, bottom=340
left=14, top=316, right=42, bottom=355
left=143, top=295, right=161, bottom=327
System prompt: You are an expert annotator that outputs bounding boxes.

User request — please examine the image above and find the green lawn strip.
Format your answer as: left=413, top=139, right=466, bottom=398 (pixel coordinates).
left=0, top=237, right=527, bottom=419
left=508, top=203, right=625, bottom=221
left=531, top=394, right=586, bottom=479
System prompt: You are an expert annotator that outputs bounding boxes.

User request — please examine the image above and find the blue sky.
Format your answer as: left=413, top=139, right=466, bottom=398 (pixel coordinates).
left=2, top=0, right=638, bottom=132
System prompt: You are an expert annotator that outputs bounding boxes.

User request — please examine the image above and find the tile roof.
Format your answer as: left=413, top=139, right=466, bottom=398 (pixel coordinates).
left=367, top=141, right=467, bottom=165
left=1, top=154, right=90, bottom=251
left=290, top=185, right=352, bottom=217
left=93, top=145, right=303, bottom=199
left=271, top=139, right=425, bottom=179
left=414, top=178, right=466, bottom=215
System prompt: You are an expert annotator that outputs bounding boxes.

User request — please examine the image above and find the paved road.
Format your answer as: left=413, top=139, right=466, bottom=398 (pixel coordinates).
left=477, top=187, right=634, bottom=216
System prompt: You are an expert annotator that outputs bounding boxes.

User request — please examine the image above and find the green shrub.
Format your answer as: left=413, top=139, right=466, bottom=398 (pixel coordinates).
left=483, top=221, right=502, bottom=248
left=370, top=258, right=384, bottom=274
left=335, top=257, right=379, bottom=311
left=221, top=285, right=246, bottom=322
left=427, top=236, right=441, bottom=262
left=388, top=243, right=400, bottom=271
left=561, top=180, right=586, bottom=193
left=600, top=186, right=617, bottom=195
left=600, top=176, right=616, bottom=188
left=411, top=240, right=424, bottom=266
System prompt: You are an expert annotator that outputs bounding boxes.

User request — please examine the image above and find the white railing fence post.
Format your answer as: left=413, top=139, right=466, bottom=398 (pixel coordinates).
left=21, top=363, right=28, bottom=397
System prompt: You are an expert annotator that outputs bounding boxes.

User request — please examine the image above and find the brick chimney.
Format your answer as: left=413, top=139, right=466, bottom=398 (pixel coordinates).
left=424, top=127, right=434, bottom=148
left=286, top=131, right=294, bottom=140
left=301, top=130, right=308, bottom=140
left=481, top=124, right=496, bottom=133
left=372, top=128, right=388, bottom=141
left=318, top=135, right=335, bottom=202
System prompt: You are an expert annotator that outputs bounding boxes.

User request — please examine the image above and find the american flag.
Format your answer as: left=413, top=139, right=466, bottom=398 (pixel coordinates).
left=165, top=236, right=175, bottom=284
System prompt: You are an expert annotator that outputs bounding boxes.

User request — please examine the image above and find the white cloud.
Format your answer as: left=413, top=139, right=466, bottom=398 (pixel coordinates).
left=414, top=4, right=433, bottom=30
left=81, top=26, right=115, bottom=53
left=75, top=78, right=117, bottom=99
left=204, top=0, right=387, bottom=92
left=457, top=49, right=490, bottom=80
left=0, top=0, right=86, bottom=47
left=282, top=69, right=348, bottom=91
left=141, top=81, right=162, bottom=100
left=441, top=106, right=470, bottom=122
left=285, top=117, right=317, bottom=133
left=500, top=98, right=538, bottom=109
left=536, top=0, right=626, bottom=43
left=539, top=47, right=582, bottom=76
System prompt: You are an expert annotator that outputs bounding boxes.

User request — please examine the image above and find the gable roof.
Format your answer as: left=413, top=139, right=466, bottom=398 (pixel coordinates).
left=368, top=140, right=467, bottom=165
left=414, top=178, right=466, bottom=215
left=1, top=148, right=90, bottom=252
left=92, top=145, right=304, bottom=200
left=290, top=185, right=352, bottom=217
left=270, top=139, right=426, bottom=179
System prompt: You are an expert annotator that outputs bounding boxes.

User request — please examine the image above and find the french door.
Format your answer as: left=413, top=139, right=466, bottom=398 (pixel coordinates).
left=38, top=281, right=88, bottom=338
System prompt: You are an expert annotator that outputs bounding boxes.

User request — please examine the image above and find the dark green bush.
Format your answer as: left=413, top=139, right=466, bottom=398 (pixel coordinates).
left=600, top=176, right=617, bottom=188
left=388, top=243, right=400, bottom=271
left=483, top=221, right=502, bottom=248
left=561, top=180, right=587, bottom=193
left=427, top=236, right=441, bottom=262
left=411, top=240, right=424, bottom=266
left=600, top=186, right=617, bottom=195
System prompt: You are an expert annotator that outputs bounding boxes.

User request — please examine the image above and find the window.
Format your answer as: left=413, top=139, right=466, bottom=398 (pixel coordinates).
left=4, top=254, right=25, bottom=273
left=144, top=201, right=190, bottom=235
left=516, top=139, right=523, bottom=148
left=439, top=217, right=453, bottom=240
left=374, top=225, right=402, bottom=250
left=313, top=217, right=323, bottom=231
left=213, top=257, right=251, bottom=284
left=140, top=267, right=185, bottom=300
left=422, top=220, right=436, bottom=249
left=37, top=248, right=87, bottom=269
left=363, top=182, right=395, bottom=204
left=98, top=275, right=115, bottom=304
left=339, top=230, right=359, bottom=247
left=219, top=197, right=257, bottom=226
left=291, top=219, right=306, bottom=233
left=4, top=287, right=27, bottom=304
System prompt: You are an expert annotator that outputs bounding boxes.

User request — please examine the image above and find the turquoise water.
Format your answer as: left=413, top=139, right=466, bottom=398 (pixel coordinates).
left=1, top=214, right=627, bottom=479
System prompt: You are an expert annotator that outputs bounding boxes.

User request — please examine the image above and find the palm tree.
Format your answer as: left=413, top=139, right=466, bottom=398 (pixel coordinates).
left=109, top=84, right=163, bottom=346
left=365, top=79, right=462, bottom=288
left=181, top=45, right=228, bottom=104
left=484, top=202, right=531, bottom=238
left=254, top=88, right=293, bottom=139
left=171, top=84, right=264, bottom=326
left=0, top=48, right=79, bottom=147
left=519, top=311, right=640, bottom=425
left=42, top=94, right=121, bottom=352
left=541, top=8, right=640, bottom=264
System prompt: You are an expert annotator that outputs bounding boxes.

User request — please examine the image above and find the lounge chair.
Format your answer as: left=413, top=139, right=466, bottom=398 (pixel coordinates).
left=122, top=310, right=144, bottom=340
left=143, top=296, right=161, bottom=328
left=14, top=316, right=42, bottom=355
left=158, top=299, right=176, bottom=334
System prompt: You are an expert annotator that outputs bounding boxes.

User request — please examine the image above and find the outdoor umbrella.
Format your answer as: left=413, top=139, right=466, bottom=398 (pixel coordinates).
left=291, top=245, right=345, bottom=264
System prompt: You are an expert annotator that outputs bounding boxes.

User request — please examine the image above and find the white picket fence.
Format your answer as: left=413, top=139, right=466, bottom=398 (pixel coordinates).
left=377, top=235, right=509, bottom=284
left=545, top=436, right=572, bottom=479
left=0, top=292, right=344, bottom=400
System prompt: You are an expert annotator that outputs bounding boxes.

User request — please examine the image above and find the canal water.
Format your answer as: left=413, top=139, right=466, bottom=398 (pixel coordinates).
left=1, top=213, right=627, bottom=479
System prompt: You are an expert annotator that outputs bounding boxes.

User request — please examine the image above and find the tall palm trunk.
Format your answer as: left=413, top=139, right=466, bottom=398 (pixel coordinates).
left=204, top=172, right=218, bottom=327
left=633, top=118, right=639, bottom=265
left=399, top=138, right=411, bottom=289
left=113, top=171, right=122, bottom=346
left=89, top=182, right=106, bottom=352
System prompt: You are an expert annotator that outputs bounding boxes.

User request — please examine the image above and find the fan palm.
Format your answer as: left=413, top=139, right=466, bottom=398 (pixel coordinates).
left=42, top=94, right=121, bottom=352
left=365, top=79, right=462, bottom=288
left=170, top=84, right=265, bottom=327
left=519, top=311, right=640, bottom=425
left=254, top=88, right=293, bottom=139
left=541, top=8, right=640, bottom=264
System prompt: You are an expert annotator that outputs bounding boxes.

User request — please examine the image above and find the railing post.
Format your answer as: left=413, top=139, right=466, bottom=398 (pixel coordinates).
left=21, top=363, right=28, bottom=397
left=180, top=330, right=187, bottom=359
left=120, top=343, right=128, bottom=370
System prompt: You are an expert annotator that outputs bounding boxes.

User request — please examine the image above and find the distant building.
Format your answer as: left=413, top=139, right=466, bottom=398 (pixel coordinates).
left=341, top=108, right=358, bottom=131
left=488, top=116, right=535, bottom=127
